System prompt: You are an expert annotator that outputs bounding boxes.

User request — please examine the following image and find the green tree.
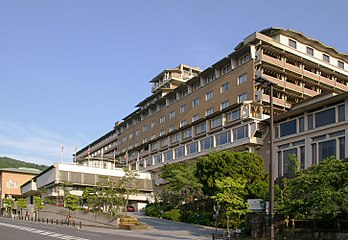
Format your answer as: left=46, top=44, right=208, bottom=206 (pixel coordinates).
left=16, top=198, right=27, bottom=215
left=277, top=157, right=348, bottom=221
left=120, top=169, right=140, bottom=215
left=195, top=151, right=267, bottom=198
left=161, top=161, right=204, bottom=208
left=211, top=177, right=250, bottom=228
left=34, top=196, right=45, bottom=218
left=65, top=194, right=79, bottom=211
left=3, top=198, right=14, bottom=215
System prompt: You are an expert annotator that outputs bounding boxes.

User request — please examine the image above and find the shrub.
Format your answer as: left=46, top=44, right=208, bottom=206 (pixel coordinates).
left=162, top=209, right=181, bottom=222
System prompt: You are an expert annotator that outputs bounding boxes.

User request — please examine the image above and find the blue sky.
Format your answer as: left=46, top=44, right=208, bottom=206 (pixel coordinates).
left=0, top=0, right=347, bottom=166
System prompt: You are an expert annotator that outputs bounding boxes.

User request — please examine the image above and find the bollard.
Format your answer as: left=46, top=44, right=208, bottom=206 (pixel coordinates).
left=51, top=219, right=53, bottom=224
left=79, top=222, right=82, bottom=229
left=47, top=218, right=49, bottom=223
left=56, top=219, right=58, bottom=225
left=73, top=221, right=75, bottom=227
left=61, top=219, right=64, bottom=225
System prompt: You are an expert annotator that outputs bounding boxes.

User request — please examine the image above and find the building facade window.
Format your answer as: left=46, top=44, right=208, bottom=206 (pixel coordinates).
left=280, top=119, right=297, bottom=137
left=143, top=125, right=148, bottom=132
left=289, top=39, right=297, bottom=49
left=180, top=104, right=187, bottom=113
left=161, top=138, right=169, bottom=147
left=196, top=122, right=206, bottom=134
left=206, top=91, right=214, bottom=101
left=233, top=125, right=248, bottom=140
left=160, top=116, right=166, bottom=124
left=206, top=107, right=214, bottom=116
left=323, top=54, right=330, bottom=63
left=216, top=131, right=231, bottom=146
left=207, top=73, right=216, bottom=83
left=155, top=154, right=162, bottom=164
left=151, top=120, right=157, bottom=128
left=211, top=116, right=222, bottom=128
left=169, top=110, right=176, bottom=119
left=135, top=129, right=140, bottom=136
left=181, top=88, right=188, bottom=98
left=221, top=100, right=230, bottom=110
left=192, top=98, right=200, bottom=107
left=171, top=133, right=180, bottom=143
left=160, top=130, right=166, bottom=136
left=299, top=117, right=305, bottom=133
left=183, top=128, right=192, bottom=139
left=238, top=92, right=247, bottom=103
left=146, top=157, right=153, bottom=167
left=193, top=82, right=200, bottom=91
left=222, top=63, right=232, bottom=75
left=201, top=136, right=214, bottom=150
left=338, top=60, right=345, bottom=69
left=339, top=104, right=345, bottom=122
left=187, top=142, right=199, bottom=155
left=169, top=125, right=175, bottom=132
left=164, top=150, right=173, bottom=161
left=220, top=82, right=229, bottom=93
left=315, top=108, right=335, bottom=128
left=239, top=53, right=250, bottom=65
left=192, top=114, right=200, bottom=122
left=229, top=109, right=240, bottom=121
left=175, top=146, right=185, bottom=158
left=180, top=120, right=187, bottom=127
left=238, top=73, right=247, bottom=85
left=306, top=47, right=314, bottom=56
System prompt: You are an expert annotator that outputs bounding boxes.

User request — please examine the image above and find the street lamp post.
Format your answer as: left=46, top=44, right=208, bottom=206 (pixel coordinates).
left=255, top=77, right=275, bottom=240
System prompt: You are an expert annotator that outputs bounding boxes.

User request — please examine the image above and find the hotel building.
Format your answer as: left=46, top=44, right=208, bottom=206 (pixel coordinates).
left=75, top=27, right=348, bottom=179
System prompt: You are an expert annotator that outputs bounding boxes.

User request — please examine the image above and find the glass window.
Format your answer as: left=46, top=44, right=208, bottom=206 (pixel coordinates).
left=340, top=137, right=345, bottom=160
left=211, top=117, right=222, bottom=128
left=229, top=109, right=240, bottom=121
left=221, top=100, right=230, bottom=110
left=222, top=64, right=232, bottom=75
left=300, top=146, right=305, bottom=169
left=338, top=60, right=345, bottom=69
left=279, top=119, right=297, bottom=137
left=175, top=146, right=185, bottom=158
left=146, top=157, right=153, bottom=166
left=183, top=128, right=192, bottom=139
left=289, top=39, right=297, bottom=49
left=164, top=151, right=173, bottom=161
left=160, top=130, right=166, bottom=136
left=143, top=125, right=148, bottom=132
left=239, top=53, right=250, bottom=65
left=312, top=144, right=317, bottom=165
left=201, top=136, right=214, bottom=151
left=238, top=92, right=247, bottom=103
left=161, top=138, right=169, bottom=147
left=160, top=116, right=166, bottom=124
left=216, top=131, right=231, bottom=146
left=299, top=117, right=304, bottom=133
left=155, top=154, right=162, bottom=164
left=192, top=98, right=200, bottom=107
left=196, top=123, right=206, bottom=134
left=180, top=120, right=187, bottom=127
left=135, top=129, right=140, bottom=136
left=180, top=104, right=187, bottom=113
left=233, top=125, right=248, bottom=140
left=206, top=107, right=214, bottom=116
left=221, top=82, right=229, bottom=93
left=283, top=148, right=297, bottom=175
left=319, top=139, right=336, bottom=161
left=238, top=73, right=247, bottom=85
left=315, top=108, right=335, bottom=128
left=151, top=120, right=157, bottom=128
left=193, top=82, right=200, bottom=91
left=306, top=47, right=314, bottom=56
left=181, top=88, right=188, bottom=98
left=169, top=125, right=175, bottom=132
left=207, top=73, right=216, bottom=83
left=278, top=152, right=282, bottom=177
left=171, top=133, right=180, bottom=143
left=323, top=54, right=330, bottom=63
left=151, top=134, right=156, bottom=140
left=192, top=114, right=200, bottom=122
left=338, top=104, right=345, bottom=122
left=169, top=110, right=176, bottom=119
left=308, top=114, right=313, bottom=130
left=188, top=142, right=199, bottom=155
left=206, top=91, right=214, bottom=101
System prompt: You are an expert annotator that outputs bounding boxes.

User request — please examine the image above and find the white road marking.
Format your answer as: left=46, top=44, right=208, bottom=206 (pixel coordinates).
left=0, top=222, right=90, bottom=240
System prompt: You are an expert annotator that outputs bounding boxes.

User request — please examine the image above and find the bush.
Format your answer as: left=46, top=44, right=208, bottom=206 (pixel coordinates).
left=162, top=209, right=181, bottom=222
left=180, top=210, right=213, bottom=226
left=145, top=203, right=171, bottom=217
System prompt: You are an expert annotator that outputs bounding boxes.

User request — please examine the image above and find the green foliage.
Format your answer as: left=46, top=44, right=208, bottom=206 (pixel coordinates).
left=144, top=203, right=170, bottom=217
left=161, top=161, right=204, bottom=208
left=65, top=194, right=79, bottom=211
left=0, top=156, right=48, bottom=170
left=211, top=177, right=250, bottom=228
left=3, top=198, right=14, bottom=209
left=34, top=196, right=45, bottom=210
left=277, top=157, right=348, bottom=221
left=180, top=210, right=213, bottom=226
left=195, top=151, right=267, bottom=198
left=16, top=198, right=27, bottom=210
left=162, top=209, right=181, bottom=222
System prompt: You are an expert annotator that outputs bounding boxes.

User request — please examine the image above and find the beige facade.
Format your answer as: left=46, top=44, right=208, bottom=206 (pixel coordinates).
left=75, top=28, right=348, bottom=178
left=0, top=168, right=40, bottom=208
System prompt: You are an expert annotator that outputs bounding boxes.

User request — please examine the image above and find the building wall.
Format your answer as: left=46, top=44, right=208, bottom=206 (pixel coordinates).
left=0, top=171, right=37, bottom=199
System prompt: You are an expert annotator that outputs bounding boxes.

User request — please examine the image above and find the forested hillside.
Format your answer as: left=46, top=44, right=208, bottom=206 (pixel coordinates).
left=0, top=156, right=48, bottom=171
